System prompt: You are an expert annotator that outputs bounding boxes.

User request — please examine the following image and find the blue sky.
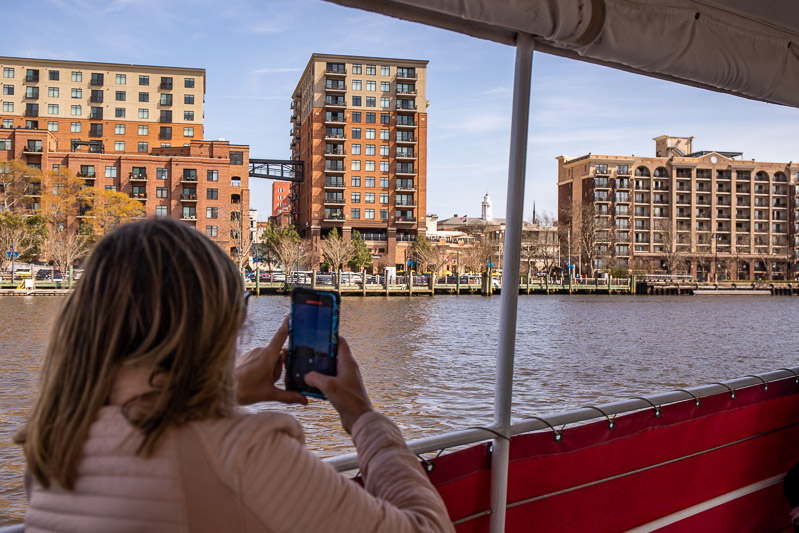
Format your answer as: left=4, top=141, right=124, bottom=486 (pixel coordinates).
left=12, top=0, right=799, bottom=220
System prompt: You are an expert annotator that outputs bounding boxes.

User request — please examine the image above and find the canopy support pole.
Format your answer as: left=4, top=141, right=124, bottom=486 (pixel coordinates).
left=489, top=32, right=534, bottom=533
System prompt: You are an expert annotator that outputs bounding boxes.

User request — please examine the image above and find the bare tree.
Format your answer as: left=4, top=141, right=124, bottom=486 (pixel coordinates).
left=655, top=219, right=685, bottom=274
left=320, top=228, right=353, bottom=287
left=417, top=241, right=450, bottom=275
left=44, top=225, right=90, bottom=276
left=301, top=235, right=321, bottom=272
left=228, top=211, right=253, bottom=273
left=0, top=160, right=41, bottom=213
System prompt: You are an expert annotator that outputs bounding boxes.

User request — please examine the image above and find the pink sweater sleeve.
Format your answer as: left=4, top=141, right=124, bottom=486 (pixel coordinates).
left=232, top=411, right=454, bottom=533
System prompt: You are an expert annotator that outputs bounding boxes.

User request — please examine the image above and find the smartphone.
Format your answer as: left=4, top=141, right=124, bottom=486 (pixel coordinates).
left=286, top=288, right=340, bottom=399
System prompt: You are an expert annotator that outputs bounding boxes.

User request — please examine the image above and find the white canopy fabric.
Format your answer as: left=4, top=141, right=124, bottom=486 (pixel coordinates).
left=325, top=0, right=799, bottom=109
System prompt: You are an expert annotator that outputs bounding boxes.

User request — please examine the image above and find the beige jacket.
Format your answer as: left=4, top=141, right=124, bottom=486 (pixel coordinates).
left=25, top=406, right=454, bottom=532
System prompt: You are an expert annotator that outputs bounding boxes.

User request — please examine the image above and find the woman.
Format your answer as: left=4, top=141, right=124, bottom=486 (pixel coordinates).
left=18, top=218, right=453, bottom=532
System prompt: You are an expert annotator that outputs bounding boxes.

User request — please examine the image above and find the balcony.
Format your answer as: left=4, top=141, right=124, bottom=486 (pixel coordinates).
left=180, top=214, right=197, bottom=221
left=324, top=132, right=346, bottom=142
left=323, top=212, right=345, bottom=222
left=129, top=173, right=147, bottom=181
left=396, top=150, right=416, bottom=160
left=396, top=135, right=416, bottom=144
left=181, top=176, right=198, bottom=183
left=90, top=76, right=104, bottom=87
left=396, top=201, right=417, bottom=208
left=324, top=147, right=346, bottom=157
left=89, top=110, right=103, bottom=120
left=396, top=101, right=417, bottom=111
left=24, top=109, right=39, bottom=117
left=23, top=145, right=43, bottom=154
left=397, top=87, right=417, bottom=96
left=324, top=196, right=346, bottom=206
left=595, top=166, right=610, bottom=176
left=325, top=82, right=346, bottom=93
left=325, top=66, right=347, bottom=77
left=396, top=185, right=416, bottom=192
left=324, top=178, right=345, bottom=189
left=324, top=163, right=345, bottom=174
left=396, top=70, right=417, bottom=80
left=130, top=192, right=147, bottom=199
left=77, top=172, right=96, bottom=180
left=396, top=117, right=416, bottom=128
left=24, top=92, right=38, bottom=100
left=617, top=168, right=631, bottom=176
left=396, top=166, right=416, bottom=176
left=324, top=97, right=347, bottom=108
left=395, top=216, right=417, bottom=223
left=160, top=81, right=173, bottom=90
left=325, top=114, right=346, bottom=125
left=180, top=193, right=197, bottom=202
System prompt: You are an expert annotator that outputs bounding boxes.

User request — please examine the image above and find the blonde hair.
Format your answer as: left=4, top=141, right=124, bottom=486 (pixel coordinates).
left=20, top=218, right=245, bottom=489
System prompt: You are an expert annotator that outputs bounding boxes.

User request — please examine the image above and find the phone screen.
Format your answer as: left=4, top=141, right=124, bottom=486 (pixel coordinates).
left=287, top=289, right=339, bottom=398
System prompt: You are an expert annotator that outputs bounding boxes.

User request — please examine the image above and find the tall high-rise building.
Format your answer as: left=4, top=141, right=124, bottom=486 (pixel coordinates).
left=272, top=180, right=291, bottom=217
left=0, top=57, right=204, bottom=154
left=290, top=54, right=428, bottom=269
left=557, top=135, right=798, bottom=281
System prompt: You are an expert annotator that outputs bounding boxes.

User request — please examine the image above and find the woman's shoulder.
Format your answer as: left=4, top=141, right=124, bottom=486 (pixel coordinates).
left=190, top=410, right=306, bottom=459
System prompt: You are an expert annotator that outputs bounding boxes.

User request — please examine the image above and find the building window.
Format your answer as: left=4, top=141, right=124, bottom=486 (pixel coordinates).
left=365, top=128, right=376, bottom=139
left=351, top=127, right=361, bottom=139
left=366, top=65, right=376, bottom=75
left=207, top=169, right=218, bottom=181
left=351, top=176, right=361, bottom=187
left=365, top=161, right=375, bottom=171
left=139, top=92, right=149, bottom=102
left=89, top=123, right=103, bottom=136
left=366, top=81, right=376, bottom=92
left=365, top=176, right=375, bottom=187
left=114, top=141, right=125, bottom=151
left=25, top=119, right=38, bottom=129
left=351, top=144, right=361, bottom=155
left=184, top=93, right=195, bottom=104
left=156, top=168, right=168, bottom=179
left=47, top=121, right=58, bottom=131
left=115, top=73, right=126, bottom=84
left=115, top=108, right=125, bottom=118
left=184, top=77, right=195, bottom=88
left=139, top=108, right=149, bottom=119
left=366, top=97, right=376, bottom=107
left=70, top=122, right=81, bottom=132
left=207, top=188, right=218, bottom=200
left=380, top=97, right=390, bottom=108
left=138, top=142, right=148, bottom=152
left=352, top=96, right=361, bottom=106
left=206, top=225, right=218, bottom=237
left=105, top=166, right=117, bottom=178
left=47, top=104, right=59, bottom=114
left=115, top=91, right=126, bottom=101
left=352, top=111, right=361, bottom=122
left=160, top=77, right=173, bottom=89
left=184, top=111, right=194, bottom=121
left=155, top=206, right=167, bottom=217
left=380, top=161, right=389, bottom=172
left=0, top=139, right=9, bottom=150
left=352, top=80, right=362, bottom=91
left=351, top=208, right=360, bottom=219
left=207, top=207, right=218, bottom=219
left=2, top=102, right=13, bottom=112
left=381, top=65, right=390, bottom=76
left=71, top=71, right=81, bottom=82
left=230, top=151, right=244, bottom=165
left=2, top=67, right=13, bottom=78
left=105, top=185, right=116, bottom=192
left=366, top=112, right=376, bottom=123
left=26, top=86, right=39, bottom=99
left=381, top=81, right=390, bottom=92
left=351, top=192, right=361, bottom=203
left=380, top=145, right=389, bottom=156
left=139, top=75, right=149, bottom=86
left=365, top=209, right=375, bottom=219
left=380, top=129, right=389, bottom=140
left=380, top=209, right=388, bottom=220
left=71, top=88, right=82, bottom=98
left=90, top=89, right=103, bottom=103
left=160, top=93, right=173, bottom=106
left=156, top=187, right=168, bottom=198
left=80, top=165, right=95, bottom=177
left=2, top=85, right=12, bottom=95
left=48, top=87, right=58, bottom=97
left=366, top=144, right=375, bottom=155
left=138, top=125, right=148, bottom=135
left=351, top=160, right=361, bottom=171
left=379, top=176, right=389, bottom=187
left=379, top=193, right=388, bottom=204
left=159, top=126, right=172, bottom=139
left=1, top=119, right=12, bottom=128
left=381, top=113, right=390, bottom=124
left=352, top=64, right=362, bottom=75
left=70, top=105, right=80, bottom=115
left=184, top=127, right=194, bottom=137
left=365, top=192, right=375, bottom=203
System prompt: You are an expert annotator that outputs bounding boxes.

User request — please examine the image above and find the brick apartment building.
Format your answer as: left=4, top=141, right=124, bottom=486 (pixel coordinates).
left=1, top=127, right=250, bottom=258
left=558, top=135, right=799, bottom=280
left=289, top=54, right=428, bottom=268
left=0, top=57, right=204, bottom=154
left=272, top=180, right=291, bottom=216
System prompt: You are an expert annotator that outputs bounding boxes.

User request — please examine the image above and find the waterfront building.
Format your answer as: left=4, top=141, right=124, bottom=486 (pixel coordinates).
left=289, top=54, right=428, bottom=268
left=0, top=127, right=250, bottom=259
left=557, top=135, right=798, bottom=280
left=0, top=57, right=204, bottom=154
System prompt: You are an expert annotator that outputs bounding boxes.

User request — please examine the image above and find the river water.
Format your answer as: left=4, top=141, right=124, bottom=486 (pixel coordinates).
left=1, top=294, right=797, bottom=525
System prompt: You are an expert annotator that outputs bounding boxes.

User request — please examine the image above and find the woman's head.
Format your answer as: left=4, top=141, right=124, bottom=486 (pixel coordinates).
left=24, top=218, right=245, bottom=488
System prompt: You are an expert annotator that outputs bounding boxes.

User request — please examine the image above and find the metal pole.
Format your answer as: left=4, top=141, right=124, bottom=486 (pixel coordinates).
left=490, top=32, right=534, bottom=533
left=10, top=238, right=15, bottom=285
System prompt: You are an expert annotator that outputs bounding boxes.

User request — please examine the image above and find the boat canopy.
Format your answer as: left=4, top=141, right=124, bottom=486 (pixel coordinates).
left=326, top=0, right=799, bottom=109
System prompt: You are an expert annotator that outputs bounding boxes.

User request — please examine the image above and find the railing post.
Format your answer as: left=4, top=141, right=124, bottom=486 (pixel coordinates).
left=490, top=32, right=534, bottom=533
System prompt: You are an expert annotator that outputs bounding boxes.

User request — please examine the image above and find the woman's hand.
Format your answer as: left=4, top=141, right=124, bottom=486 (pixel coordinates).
left=235, top=316, right=308, bottom=406
left=305, top=337, right=373, bottom=434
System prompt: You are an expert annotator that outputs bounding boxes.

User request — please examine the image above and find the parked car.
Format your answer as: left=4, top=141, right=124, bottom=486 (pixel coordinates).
left=316, top=274, right=334, bottom=286
left=36, top=269, right=64, bottom=281
left=271, top=271, right=286, bottom=282
left=244, top=272, right=256, bottom=281
left=339, top=272, right=362, bottom=285
left=11, top=267, right=32, bottom=279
